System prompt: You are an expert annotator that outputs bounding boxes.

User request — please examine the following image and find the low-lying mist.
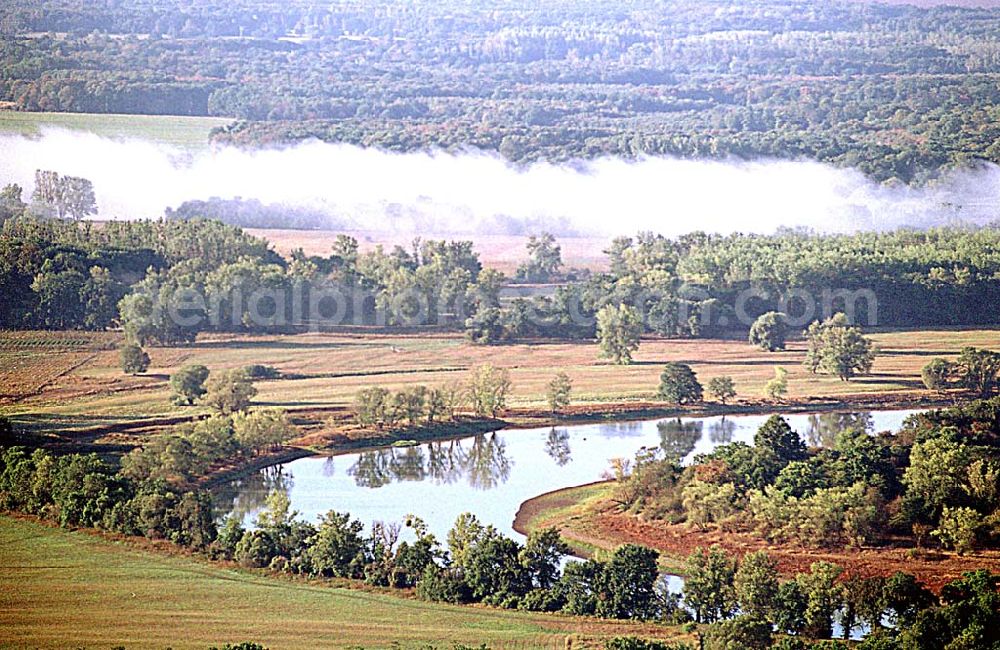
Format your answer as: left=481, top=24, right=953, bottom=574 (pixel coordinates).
left=2, top=128, right=999, bottom=237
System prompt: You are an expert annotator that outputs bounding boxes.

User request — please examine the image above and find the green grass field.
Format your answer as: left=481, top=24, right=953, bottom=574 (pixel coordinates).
left=0, top=111, right=229, bottom=149
left=0, top=515, right=678, bottom=649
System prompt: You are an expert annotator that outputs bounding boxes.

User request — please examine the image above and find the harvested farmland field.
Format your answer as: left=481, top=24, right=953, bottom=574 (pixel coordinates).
left=4, top=327, right=998, bottom=455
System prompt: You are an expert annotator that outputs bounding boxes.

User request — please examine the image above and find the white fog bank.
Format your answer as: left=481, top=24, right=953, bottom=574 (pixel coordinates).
left=1, top=128, right=999, bottom=236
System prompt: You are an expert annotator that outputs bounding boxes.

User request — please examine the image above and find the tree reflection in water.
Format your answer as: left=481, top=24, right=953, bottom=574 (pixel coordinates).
left=212, top=464, right=292, bottom=521
left=347, top=433, right=512, bottom=490
left=596, top=421, right=643, bottom=436
left=708, top=416, right=736, bottom=444
left=657, top=418, right=703, bottom=463
left=544, top=428, right=572, bottom=466
left=805, top=412, right=873, bottom=448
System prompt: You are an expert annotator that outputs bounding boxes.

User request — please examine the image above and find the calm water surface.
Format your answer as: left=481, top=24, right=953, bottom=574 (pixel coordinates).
left=213, top=409, right=918, bottom=545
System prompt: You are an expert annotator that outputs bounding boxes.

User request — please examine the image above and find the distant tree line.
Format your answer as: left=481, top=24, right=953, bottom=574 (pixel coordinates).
left=165, top=197, right=345, bottom=231
left=6, top=213, right=1000, bottom=340
left=6, top=0, right=1000, bottom=181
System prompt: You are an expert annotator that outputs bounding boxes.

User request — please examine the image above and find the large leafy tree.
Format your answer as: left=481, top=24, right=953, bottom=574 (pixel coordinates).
left=203, top=368, right=257, bottom=414
left=467, top=364, right=511, bottom=418
left=955, top=347, right=1000, bottom=397
left=30, top=262, right=85, bottom=329
left=754, top=415, right=806, bottom=465
left=170, top=364, right=210, bottom=405
left=307, top=509, right=367, bottom=578
left=903, top=436, right=974, bottom=515
left=659, top=362, right=703, bottom=404
left=796, top=561, right=845, bottom=639
left=749, top=311, right=787, bottom=351
left=119, top=343, right=150, bottom=375
left=519, top=527, right=570, bottom=590
left=683, top=545, right=737, bottom=623
left=31, top=170, right=97, bottom=220
left=734, top=551, right=779, bottom=619
left=595, top=544, right=661, bottom=620
left=596, top=303, right=642, bottom=365
left=804, top=313, right=875, bottom=381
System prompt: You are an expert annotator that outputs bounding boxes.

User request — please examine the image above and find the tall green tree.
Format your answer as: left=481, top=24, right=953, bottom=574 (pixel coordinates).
left=683, top=545, right=736, bottom=623
left=170, top=364, right=210, bottom=405
left=749, top=311, right=788, bottom=351
left=203, top=368, right=256, bottom=414
left=467, top=364, right=511, bottom=417
left=516, top=232, right=562, bottom=283
left=903, top=436, right=973, bottom=515
left=796, top=561, right=844, bottom=639
left=307, top=510, right=367, bottom=578
left=546, top=372, right=572, bottom=413
left=519, top=527, right=570, bottom=589
left=955, top=347, right=1000, bottom=397
left=734, top=551, right=780, bottom=619
left=31, top=170, right=97, bottom=220
left=708, top=376, right=736, bottom=404
left=659, top=362, right=703, bottom=404
left=921, top=358, right=956, bottom=392
left=596, top=303, right=642, bottom=365
left=804, top=313, right=875, bottom=381
left=119, top=343, right=150, bottom=375
left=30, top=262, right=85, bottom=329
left=595, top=544, right=661, bottom=620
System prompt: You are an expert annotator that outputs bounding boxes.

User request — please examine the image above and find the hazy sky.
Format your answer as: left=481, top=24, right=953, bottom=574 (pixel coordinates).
left=2, top=128, right=998, bottom=236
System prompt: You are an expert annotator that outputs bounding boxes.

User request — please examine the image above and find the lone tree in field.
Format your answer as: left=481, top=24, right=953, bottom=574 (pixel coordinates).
left=119, top=343, right=150, bottom=375
left=659, top=362, right=703, bottom=405
left=749, top=311, right=788, bottom=352
left=803, top=313, right=875, bottom=381
left=170, top=364, right=210, bottom=405
left=468, top=364, right=512, bottom=417
left=546, top=372, right=573, bottom=413
left=596, top=303, right=642, bottom=365
left=955, top=347, right=1000, bottom=397
left=203, top=368, right=257, bottom=414
left=31, top=170, right=97, bottom=220
left=921, top=358, right=956, bottom=393
left=765, top=366, right=789, bottom=400
left=707, top=376, right=736, bottom=404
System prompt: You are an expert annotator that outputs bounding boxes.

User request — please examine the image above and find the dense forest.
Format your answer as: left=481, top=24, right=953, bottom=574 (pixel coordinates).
left=4, top=0, right=1000, bottom=181
left=5, top=203, right=1000, bottom=335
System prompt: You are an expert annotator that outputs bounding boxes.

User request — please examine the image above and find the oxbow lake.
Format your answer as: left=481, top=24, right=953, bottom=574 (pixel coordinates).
left=214, top=409, right=918, bottom=546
